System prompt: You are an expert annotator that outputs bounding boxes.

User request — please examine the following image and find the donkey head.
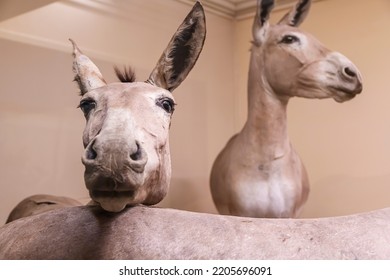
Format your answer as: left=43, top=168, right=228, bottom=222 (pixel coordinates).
left=252, top=0, right=362, bottom=102
left=71, top=2, right=206, bottom=212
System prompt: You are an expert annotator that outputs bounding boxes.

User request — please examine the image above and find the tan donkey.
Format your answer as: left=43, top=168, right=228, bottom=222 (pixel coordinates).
left=1, top=205, right=390, bottom=259
left=4, top=1, right=206, bottom=218
left=210, top=0, right=363, bottom=218
left=6, top=194, right=83, bottom=223
left=69, top=2, right=205, bottom=213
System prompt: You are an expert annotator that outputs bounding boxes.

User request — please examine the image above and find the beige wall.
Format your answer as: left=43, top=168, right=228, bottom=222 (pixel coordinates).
left=1, top=0, right=390, bottom=223
left=233, top=0, right=390, bottom=217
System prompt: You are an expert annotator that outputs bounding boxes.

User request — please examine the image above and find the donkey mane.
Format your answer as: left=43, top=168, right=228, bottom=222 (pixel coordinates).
left=73, top=66, right=136, bottom=95
left=114, top=66, right=136, bottom=83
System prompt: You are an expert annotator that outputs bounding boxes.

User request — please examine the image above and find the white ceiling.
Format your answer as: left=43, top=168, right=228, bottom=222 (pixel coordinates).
left=175, top=0, right=304, bottom=19
left=0, top=0, right=325, bottom=59
left=0, top=0, right=310, bottom=23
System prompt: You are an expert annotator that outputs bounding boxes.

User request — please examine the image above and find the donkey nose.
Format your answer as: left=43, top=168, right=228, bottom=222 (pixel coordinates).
left=341, top=66, right=362, bottom=93
left=331, top=53, right=363, bottom=91
left=83, top=138, right=148, bottom=173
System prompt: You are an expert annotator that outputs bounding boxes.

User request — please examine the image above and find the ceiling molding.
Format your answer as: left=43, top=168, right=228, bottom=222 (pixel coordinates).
left=175, top=0, right=325, bottom=20
left=0, top=0, right=327, bottom=58
left=0, top=0, right=328, bottom=23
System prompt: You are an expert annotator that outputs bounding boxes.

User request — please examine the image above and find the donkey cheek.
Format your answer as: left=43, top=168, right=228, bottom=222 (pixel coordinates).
left=144, top=181, right=169, bottom=205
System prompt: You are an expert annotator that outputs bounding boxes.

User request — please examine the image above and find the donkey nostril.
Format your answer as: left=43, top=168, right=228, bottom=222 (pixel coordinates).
left=130, top=142, right=142, bottom=161
left=129, top=142, right=147, bottom=173
left=85, top=140, right=97, bottom=160
left=343, top=67, right=357, bottom=78
left=86, top=146, right=97, bottom=160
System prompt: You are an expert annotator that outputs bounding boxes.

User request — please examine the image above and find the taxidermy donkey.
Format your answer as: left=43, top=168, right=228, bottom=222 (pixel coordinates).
left=210, top=0, right=363, bottom=218
left=4, top=1, right=206, bottom=218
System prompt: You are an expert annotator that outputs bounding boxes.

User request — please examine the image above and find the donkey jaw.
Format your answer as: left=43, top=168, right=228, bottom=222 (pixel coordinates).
left=327, top=80, right=362, bottom=102
left=332, top=89, right=359, bottom=103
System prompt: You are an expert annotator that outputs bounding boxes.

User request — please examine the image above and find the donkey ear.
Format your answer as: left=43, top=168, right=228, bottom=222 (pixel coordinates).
left=252, top=0, right=275, bottom=45
left=146, top=1, right=206, bottom=92
left=70, top=39, right=107, bottom=95
left=278, top=0, right=311, bottom=27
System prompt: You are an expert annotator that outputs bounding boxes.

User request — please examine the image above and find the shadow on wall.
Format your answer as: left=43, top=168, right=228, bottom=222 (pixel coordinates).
left=157, top=177, right=218, bottom=214
left=302, top=173, right=390, bottom=218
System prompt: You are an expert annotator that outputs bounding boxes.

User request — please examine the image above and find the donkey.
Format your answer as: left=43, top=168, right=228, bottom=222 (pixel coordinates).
left=210, top=0, right=363, bottom=218
left=3, top=2, right=205, bottom=223
left=70, top=2, right=205, bottom=212
left=6, top=194, right=83, bottom=223
left=1, top=205, right=390, bottom=259
left=3, top=2, right=205, bottom=219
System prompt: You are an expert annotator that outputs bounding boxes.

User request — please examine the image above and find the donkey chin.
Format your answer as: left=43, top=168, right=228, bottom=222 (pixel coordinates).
left=84, top=170, right=146, bottom=212
left=330, top=85, right=363, bottom=103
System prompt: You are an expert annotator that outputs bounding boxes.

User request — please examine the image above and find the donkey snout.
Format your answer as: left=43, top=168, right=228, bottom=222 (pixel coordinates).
left=329, top=52, right=363, bottom=94
left=82, top=137, right=148, bottom=174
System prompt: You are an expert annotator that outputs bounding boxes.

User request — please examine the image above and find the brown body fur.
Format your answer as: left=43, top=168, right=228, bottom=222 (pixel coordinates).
left=1, top=205, right=389, bottom=259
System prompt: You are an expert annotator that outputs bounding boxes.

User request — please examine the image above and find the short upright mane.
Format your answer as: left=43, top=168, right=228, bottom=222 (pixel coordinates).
left=114, top=66, right=136, bottom=83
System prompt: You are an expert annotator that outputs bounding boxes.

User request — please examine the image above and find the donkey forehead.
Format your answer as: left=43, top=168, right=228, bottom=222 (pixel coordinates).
left=86, top=82, right=174, bottom=106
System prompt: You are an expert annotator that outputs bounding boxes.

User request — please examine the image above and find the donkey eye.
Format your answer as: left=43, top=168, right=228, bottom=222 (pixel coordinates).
left=157, top=98, right=175, bottom=114
left=79, top=99, right=96, bottom=116
left=280, top=35, right=300, bottom=44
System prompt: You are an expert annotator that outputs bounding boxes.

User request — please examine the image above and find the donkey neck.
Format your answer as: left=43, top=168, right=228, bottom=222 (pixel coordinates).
left=241, top=51, right=291, bottom=161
